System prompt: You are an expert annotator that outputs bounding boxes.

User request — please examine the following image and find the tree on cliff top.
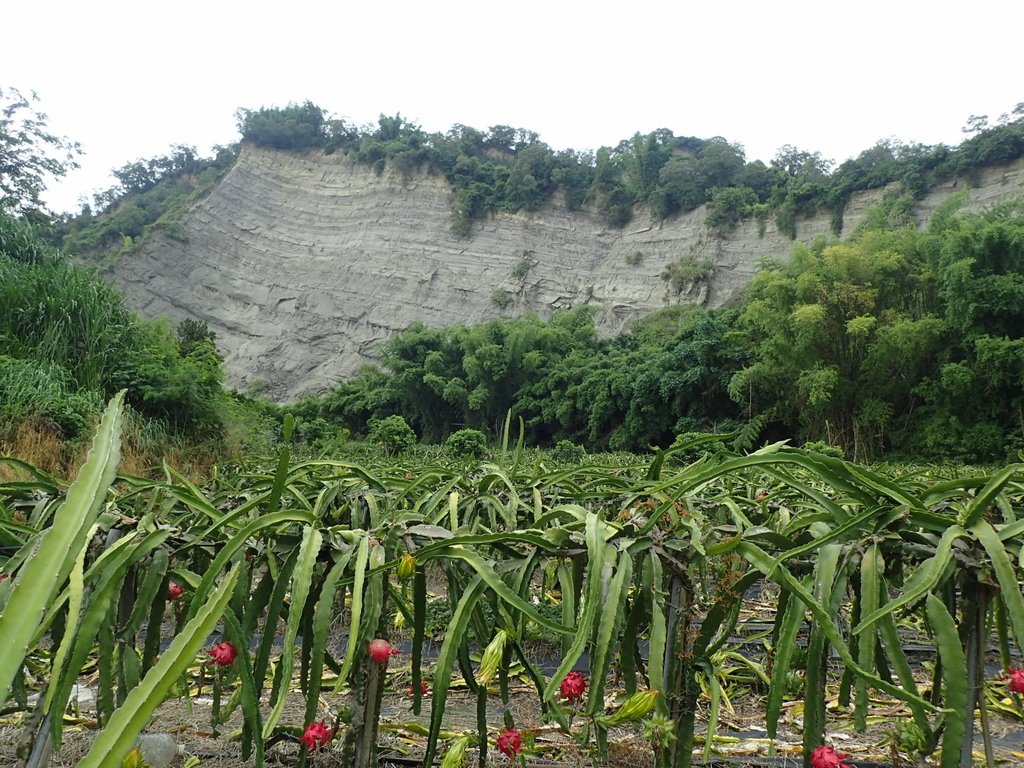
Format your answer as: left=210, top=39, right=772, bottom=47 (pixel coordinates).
left=235, top=101, right=328, bottom=150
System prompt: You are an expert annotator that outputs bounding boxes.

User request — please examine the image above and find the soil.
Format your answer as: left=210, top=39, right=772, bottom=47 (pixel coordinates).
left=4, top=578, right=1023, bottom=765
left=4, top=673, right=1024, bottom=767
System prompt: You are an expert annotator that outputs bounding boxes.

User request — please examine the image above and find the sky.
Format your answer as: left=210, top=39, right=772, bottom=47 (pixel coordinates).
left=5, top=0, right=1023, bottom=214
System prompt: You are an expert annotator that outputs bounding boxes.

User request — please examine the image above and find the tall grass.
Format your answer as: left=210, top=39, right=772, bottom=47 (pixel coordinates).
left=1, top=210, right=256, bottom=472
left=0, top=420, right=70, bottom=479
left=0, top=248, right=137, bottom=394
left=0, top=405, right=221, bottom=481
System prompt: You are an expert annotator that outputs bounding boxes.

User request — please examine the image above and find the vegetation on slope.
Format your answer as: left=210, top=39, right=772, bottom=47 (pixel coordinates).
left=288, top=197, right=1024, bottom=463
left=235, top=100, right=1024, bottom=235
left=0, top=211, right=271, bottom=475
left=5, top=88, right=1024, bottom=468
left=58, top=98, right=1024, bottom=265
left=58, top=143, right=237, bottom=265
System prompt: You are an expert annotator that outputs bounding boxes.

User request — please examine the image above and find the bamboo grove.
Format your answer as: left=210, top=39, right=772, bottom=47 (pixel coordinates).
left=2, top=395, right=1024, bottom=768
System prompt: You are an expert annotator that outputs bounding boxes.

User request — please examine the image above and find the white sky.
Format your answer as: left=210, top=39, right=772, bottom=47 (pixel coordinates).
left=5, top=0, right=1022, bottom=213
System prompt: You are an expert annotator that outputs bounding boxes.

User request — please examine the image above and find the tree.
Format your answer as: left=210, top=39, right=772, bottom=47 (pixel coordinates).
left=368, top=415, right=416, bottom=455
left=771, top=144, right=833, bottom=180
left=656, top=156, right=706, bottom=216
left=962, top=114, right=989, bottom=136
left=698, top=140, right=745, bottom=191
left=177, top=317, right=221, bottom=359
left=626, top=131, right=672, bottom=203
left=705, top=185, right=758, bottom=231
left=730, top=229, right=946, bottom=459
left=235, top=101, right=327, bottom=150
left=0, top=88, right=80, bottom=214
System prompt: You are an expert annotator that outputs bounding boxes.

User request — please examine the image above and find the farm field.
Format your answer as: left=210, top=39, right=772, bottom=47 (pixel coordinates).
left=2, top=395, right=1024, bottom=768
left=4, top=45, right=1024, bottom=768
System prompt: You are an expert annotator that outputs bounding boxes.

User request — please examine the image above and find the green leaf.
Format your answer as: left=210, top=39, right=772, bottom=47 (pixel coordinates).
left=854, top=524, right=965, bottom=634
left=926, top=594, right=968, bottom=768
left=971, top=520, right=1024, bottom=648
left=645, top=552, right=667, bottom=715
left=119, top=548, right=169, bottom=642
left=49, top=579, right=118, bottom=747
left=185, top=510, right=315, bottom=624
left=423, top=576, right=487, bottom=768
left=544, top=513, right=605, bottom=699
left=222, top=608, right=265, bottom=766
left=587, top=550, right=631, bottom=717
left=436, top=547, right=572, bottom=635
left=959, top=464, right=1023, bottom=528
left=334, top=534, right=369, bottom=689
left=43, top=524, right=94, bottom=724
left=76, top=565, right=240, bottom=768
left=875, top=579, right=932, bottom=741
left=854, top=543, right=881, bottom=731
left=738, top=541, right=935, bottom=711
left=264, top=526, right=322, bottom=737
left=701, top=659, right=722, bottom=760
left=766, top=580, right=806, bottom=739
left=802, top=543, right=842, bottom=755
left=768, top=505, right=884, bottom=571
left=0, top=391, right=124, bottom=704
left=411, top=565, right=427, bottom=715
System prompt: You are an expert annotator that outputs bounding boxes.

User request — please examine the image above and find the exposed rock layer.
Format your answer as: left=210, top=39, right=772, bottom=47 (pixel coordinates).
left=113, top=146, right=1024, bottom=400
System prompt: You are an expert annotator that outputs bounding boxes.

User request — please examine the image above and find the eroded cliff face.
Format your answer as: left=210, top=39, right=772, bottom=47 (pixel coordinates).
left=112, top=146, right=1024, bottom=400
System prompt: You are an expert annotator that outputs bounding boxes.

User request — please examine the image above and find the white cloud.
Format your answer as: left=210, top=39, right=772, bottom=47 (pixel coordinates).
left=5, top=0, right=1022, bottom=212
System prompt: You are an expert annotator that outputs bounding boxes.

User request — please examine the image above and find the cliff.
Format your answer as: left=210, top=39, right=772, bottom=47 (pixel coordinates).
left=112, top=145, right=1024, bottom=400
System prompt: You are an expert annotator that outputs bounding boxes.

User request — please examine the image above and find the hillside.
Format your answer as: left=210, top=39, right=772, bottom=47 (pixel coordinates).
left=110, top=144, right=1024, bottom=400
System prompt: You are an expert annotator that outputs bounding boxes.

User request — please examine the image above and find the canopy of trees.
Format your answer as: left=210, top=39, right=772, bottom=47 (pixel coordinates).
left=289, top=199, right=1024, bottom=463
left=58, top=143, right=238, bottom=261
left=230, top=101, right=1024, bottom=237
left=61, top=99, right=1024, bottom=263
left=0, top=87, right=80, bottom=215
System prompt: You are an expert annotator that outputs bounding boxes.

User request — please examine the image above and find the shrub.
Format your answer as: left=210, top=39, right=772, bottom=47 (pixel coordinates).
left=0, top=356, right=102, bottom=439
left=444, top=428, right=488, bottom=457
left=235, top=102, right=327, bottom=150
left=550, top=439, right=586, bottom=464
left=774, top=199, right=798, bottom=239
left=661, top=255, right=712, bottom=295
left=705, top=185, right=758, bottom=231
left=491, top=289, right=513, bottom=309
left=368, top=415, right=416, bottom=455
left=294, top=415, right=350, bottom=456
left=511, top=256, right=532, bottom=280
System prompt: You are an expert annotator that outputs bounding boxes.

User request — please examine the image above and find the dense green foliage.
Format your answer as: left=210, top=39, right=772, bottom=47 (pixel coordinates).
left=443, top=427, right=489, bottom=457
left=11, top=94, right=1024, bottom=466
left=290, top=200, right=1024, bottom=463
left=291, top=305, right=749, bottom=452
left=367, top=414, right=417, bottom=456
left=55, top=100, right=1024, bottom=293
left=0, top=211, right=231, bottom=443
left=229, top=101, right=1024, bottom=236
left=57, top=143, right=237, bottom=264
left=732, top=197, right=1024, bottom=461
left=0, top=87, right=80, bottom=215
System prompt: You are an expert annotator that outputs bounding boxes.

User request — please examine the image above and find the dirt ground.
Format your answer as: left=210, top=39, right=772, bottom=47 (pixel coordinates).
left=4, top=674, right=1024, bottom=768
left=4, top=579, right=1023, bottom=766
